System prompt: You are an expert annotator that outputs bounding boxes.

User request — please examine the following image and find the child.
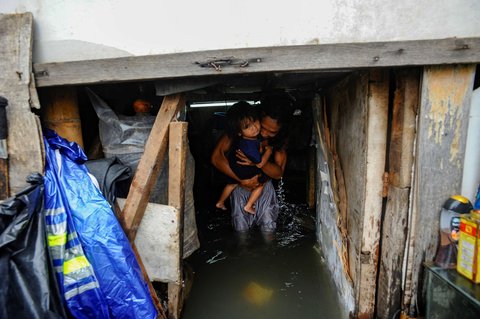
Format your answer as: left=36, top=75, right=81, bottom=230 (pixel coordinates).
left=215, top=101, right=272, bottom=214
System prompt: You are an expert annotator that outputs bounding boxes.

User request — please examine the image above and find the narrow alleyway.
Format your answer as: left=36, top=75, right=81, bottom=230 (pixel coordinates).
left=182, top=181, right=344, bottom=319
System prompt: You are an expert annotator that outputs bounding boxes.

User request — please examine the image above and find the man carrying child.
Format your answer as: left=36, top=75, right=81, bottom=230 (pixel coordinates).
left=211, top=96, right=290, bottom=237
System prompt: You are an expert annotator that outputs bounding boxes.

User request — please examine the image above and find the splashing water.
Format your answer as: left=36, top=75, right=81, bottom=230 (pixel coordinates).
left=276, top=178, right=287, bottom=209
left=275, top=178, right=316, bottom=248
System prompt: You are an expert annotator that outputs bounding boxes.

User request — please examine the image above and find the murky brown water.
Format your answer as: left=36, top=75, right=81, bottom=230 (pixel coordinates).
left=183, top=184, right=345, bottom=319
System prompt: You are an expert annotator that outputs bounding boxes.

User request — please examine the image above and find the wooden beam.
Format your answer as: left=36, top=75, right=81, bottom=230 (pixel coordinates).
left=376, top=68, right=419, bottom=319
left=42, top=86, right=84, bottom=149
left=0, top=13, right=44, bottom=194
left=33, top=37, right=480, bottom=87
left=357, top=70, right=389, bottom=318
left=387, top=69, right=419, bottom=189
left=167, top=122, right=188, bottom=319
left=119, top=94, right=184, bottom=241
left=403, top=65, right=475, bottom=316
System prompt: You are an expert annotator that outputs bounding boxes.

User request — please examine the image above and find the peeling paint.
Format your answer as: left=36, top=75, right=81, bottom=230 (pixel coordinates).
left=450, top=117, right=461, bottom=164
left=425, top=66, right=472, bottom=164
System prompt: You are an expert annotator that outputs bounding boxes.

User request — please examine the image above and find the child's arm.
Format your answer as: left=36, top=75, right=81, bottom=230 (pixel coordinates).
left=256, top=145, right=272, bottom=169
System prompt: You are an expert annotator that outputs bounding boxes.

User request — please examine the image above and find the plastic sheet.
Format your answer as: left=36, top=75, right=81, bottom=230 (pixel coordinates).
left=43, top=129, right=157, bottom=319
left=87, top=88, right=199, bottom=258
left=0, top=173, right=66, bottom=319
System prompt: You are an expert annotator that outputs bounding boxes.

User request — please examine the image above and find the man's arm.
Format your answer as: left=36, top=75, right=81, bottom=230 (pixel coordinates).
left=211, top=134, right=239, bottom=182
left=260, top=148, right=287, bottom=180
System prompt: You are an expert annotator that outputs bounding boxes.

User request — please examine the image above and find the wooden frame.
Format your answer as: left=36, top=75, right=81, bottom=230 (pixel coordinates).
left=167, top=122, right=188, bottom=319
left=6, top=12, right=479, bottom=318
left=119, top=94, right=184, bottom=241
left=33, top=38, right=480, bottom=87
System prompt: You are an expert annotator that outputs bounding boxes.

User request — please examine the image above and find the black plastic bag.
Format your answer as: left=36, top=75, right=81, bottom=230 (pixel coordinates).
left=0, top=173, right=66, bottom=319
left=85, top=156, right=131, bottom=207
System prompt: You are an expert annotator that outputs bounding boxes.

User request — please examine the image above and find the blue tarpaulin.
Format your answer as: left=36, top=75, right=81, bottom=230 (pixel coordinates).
left=43, top=129, right=157, bottom=319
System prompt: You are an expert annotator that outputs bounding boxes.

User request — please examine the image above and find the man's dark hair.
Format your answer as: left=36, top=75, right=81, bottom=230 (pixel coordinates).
left=259, top=94, right=292, bottom=150
left=225, top=101, right=260, bottom=140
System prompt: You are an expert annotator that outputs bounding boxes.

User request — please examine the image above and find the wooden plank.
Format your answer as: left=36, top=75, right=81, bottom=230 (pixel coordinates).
left=403, top=65, right=475, bottom=316
left=388, top=69, right=419, bottom=189
left=168, top=122, right=188, bottom=212
left=377, top=187, right=411, bottom=318
left=119, top=94, right=184, bottom=241
left=33, top=37, right=480, bottom=87
left=376, top=69, right=419, bottom=319
left=0, top=13, right=44, bottom=194
left=357, top=70, right=389, bottom=318
left=167, top=122, right=188, bottom=319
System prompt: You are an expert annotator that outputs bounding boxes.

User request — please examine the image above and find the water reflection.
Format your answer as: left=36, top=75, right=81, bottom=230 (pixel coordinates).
left=182, top=182, right=343, bottom=319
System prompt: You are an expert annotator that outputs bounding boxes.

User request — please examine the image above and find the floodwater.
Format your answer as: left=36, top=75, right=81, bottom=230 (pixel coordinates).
left=182, top=181, right=345, bottom=319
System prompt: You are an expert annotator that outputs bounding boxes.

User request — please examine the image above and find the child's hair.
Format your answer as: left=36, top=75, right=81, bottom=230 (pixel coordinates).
left=225, top=101, right=260, bottom=139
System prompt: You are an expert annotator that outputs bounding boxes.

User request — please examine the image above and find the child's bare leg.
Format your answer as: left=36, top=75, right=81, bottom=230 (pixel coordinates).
left=244, top=184, right=264, bottom=214
left=216, top=184, right=238, bottom=210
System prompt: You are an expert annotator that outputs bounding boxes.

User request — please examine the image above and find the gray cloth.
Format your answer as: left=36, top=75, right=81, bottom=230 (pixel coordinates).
left=230, top=180, right=278, bottom=233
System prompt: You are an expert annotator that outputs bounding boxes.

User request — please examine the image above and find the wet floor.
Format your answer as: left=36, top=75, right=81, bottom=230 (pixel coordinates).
left=182, top=182, right=345, bottom=319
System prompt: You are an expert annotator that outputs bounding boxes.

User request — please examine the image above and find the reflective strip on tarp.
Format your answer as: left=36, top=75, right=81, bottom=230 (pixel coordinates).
left=43, top=129, right=157, bottom=319
left=44, top=133, right=111, bottom=319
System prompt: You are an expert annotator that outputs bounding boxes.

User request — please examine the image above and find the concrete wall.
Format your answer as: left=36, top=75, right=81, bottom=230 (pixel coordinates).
left=1, top=0, right=479, bottom=63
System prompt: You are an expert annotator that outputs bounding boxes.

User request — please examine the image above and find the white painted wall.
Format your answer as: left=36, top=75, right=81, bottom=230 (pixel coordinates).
left=1, top=0, right=479, bottom=63
left=462, top=88, right=480, bottom=203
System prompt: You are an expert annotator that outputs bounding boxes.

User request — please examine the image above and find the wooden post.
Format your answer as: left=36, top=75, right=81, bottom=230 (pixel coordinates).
left=0, top=13, right=43, bottom=194
left=167, top=122, right=188, bottom=319
left=42, top=86, right=84, bottom=149
left=376, top=69, right=419, bottom=319
left=119, top=94, right=184, bottom=240
left=356, top=70, right=389, bottom=318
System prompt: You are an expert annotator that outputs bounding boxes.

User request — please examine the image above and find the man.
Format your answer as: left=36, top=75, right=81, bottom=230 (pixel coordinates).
left=211, top=97, right=290, bottom=237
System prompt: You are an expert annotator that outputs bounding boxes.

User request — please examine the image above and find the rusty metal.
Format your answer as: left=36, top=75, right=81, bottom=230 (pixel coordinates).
left=195, top=57, right=261, bottom=71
